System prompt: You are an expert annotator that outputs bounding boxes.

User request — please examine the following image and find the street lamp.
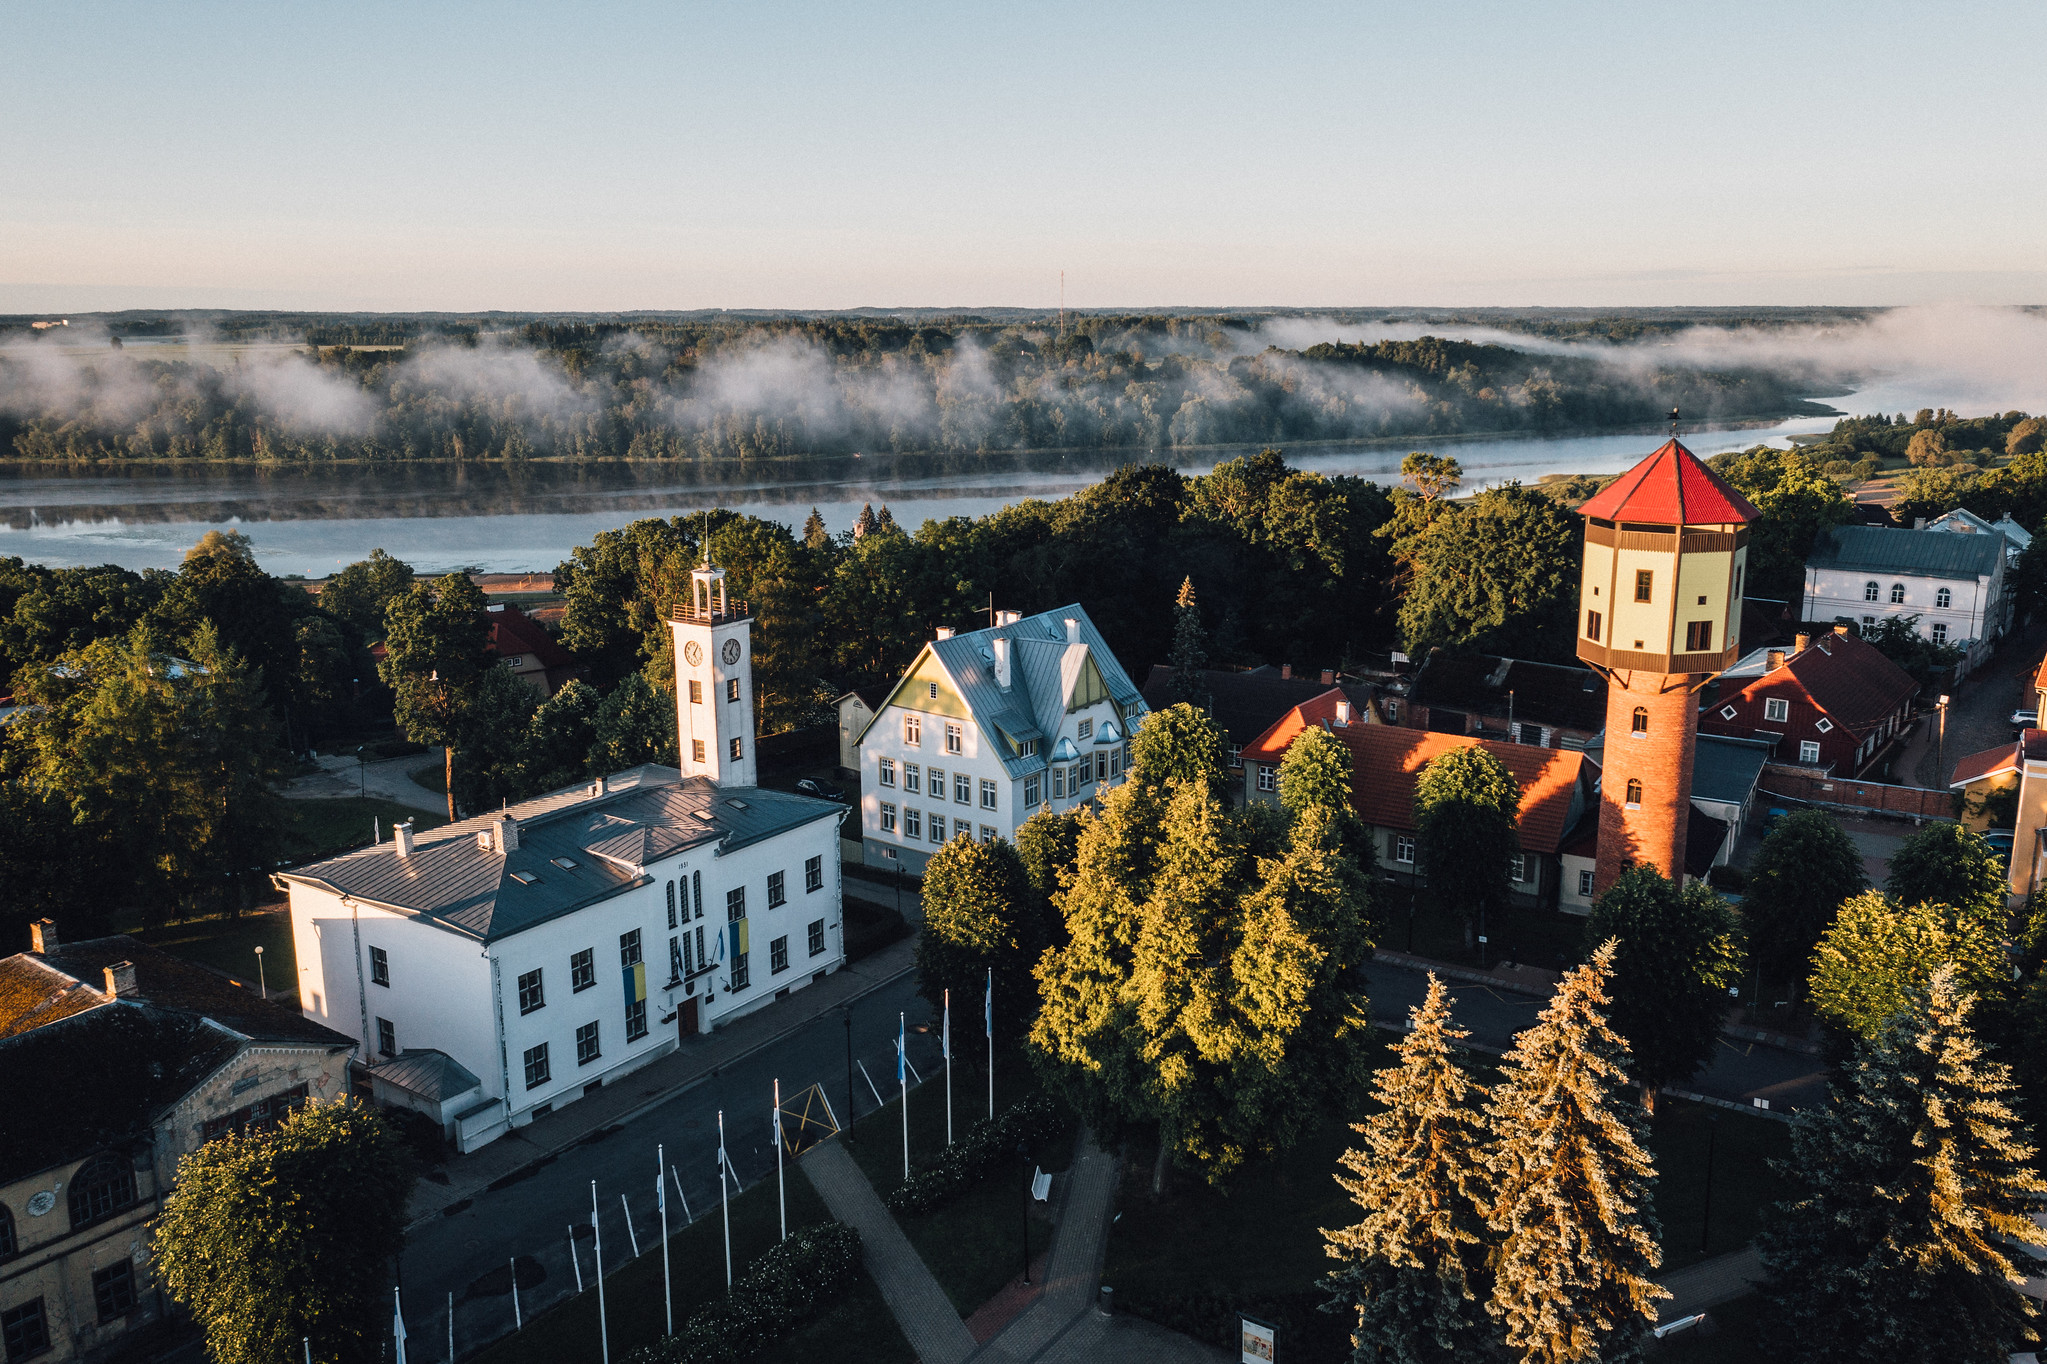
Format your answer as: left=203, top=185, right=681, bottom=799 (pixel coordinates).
left=356, top=744, right=367, bottom=797
left=1936, top=694, right=1951, bottom=782
left=253, top=945, right=267, bottom=1001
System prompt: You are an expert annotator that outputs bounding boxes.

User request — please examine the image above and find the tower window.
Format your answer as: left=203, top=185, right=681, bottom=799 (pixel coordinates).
left=1890, top=583, right=1906, bottom=604
left=730, top=737, right=743, bottom=762
left=689, top=680, right=703, bottom=704
left=727, top=678, right=741, bottom=702
left=691, top=739, right=706, bottom=763
left=1685, top=620, right=1714, bottom=651
left=1624, top=778, right=1643, bottom=808
left=1585, top=609, right=1602, bottom=642
left=1936, top=587, right=1952, bottom=609
left=1630, top=706, right=1648, bottom=734
left=1865, top=581, right=1880, bottom=602
left=1635, top=570, right=1654, bottom=602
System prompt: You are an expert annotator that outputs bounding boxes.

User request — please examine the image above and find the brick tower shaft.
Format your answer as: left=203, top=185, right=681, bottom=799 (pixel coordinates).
left=1593, top=673, right=1699, bottom=895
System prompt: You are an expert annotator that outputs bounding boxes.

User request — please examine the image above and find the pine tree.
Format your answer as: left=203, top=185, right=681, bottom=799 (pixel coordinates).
left=1483, top=941, right=1665, bottom=1364
left=875, top=503, right=897, bottom=532
left=1167, top=576, right=1213, bottom=710
left=1322, top=975, right=1491, bottom=1364
left=802, top=506, right=831, bottom=549
left=853, top=503, right=877, bottom=538
left=1759, top=966, right=2047, bottom=1363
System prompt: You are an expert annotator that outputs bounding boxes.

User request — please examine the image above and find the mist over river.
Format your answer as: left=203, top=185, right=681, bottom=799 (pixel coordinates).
left=0, top=382, right=1957, bottom=577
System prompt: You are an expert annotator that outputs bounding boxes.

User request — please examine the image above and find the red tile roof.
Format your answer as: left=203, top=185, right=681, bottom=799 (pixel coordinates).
left=1776, top=632, right=1919, bottom=734
left=1948, top=740, right=2020, bottom=790
left=1243, top=713, right=1594, bottom=854
left=1576, top=439, right=1760, bottom=525
left=489, top=605, right=574, bottom=670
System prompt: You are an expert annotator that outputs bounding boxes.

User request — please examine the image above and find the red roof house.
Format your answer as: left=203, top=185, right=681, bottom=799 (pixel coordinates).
left=487, top=604, right=579, bottom=695
left=1698, top=625, right=1918, bottom=775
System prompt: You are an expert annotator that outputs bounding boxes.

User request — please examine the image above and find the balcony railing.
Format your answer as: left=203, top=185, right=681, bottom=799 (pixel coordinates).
left=672, top=599, right=749, bottom=623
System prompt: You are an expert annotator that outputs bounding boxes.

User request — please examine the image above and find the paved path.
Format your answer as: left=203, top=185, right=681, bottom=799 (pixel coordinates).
left=284, top=748, right=450, bottom=815
left=1658, top=1244, right=1764, bottom=1320
left=804, top=1139, right=979, bottom=1364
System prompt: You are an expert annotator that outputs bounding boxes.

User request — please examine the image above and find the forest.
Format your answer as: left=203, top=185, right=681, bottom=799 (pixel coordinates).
left=0, top=311, right=1841, bottom=465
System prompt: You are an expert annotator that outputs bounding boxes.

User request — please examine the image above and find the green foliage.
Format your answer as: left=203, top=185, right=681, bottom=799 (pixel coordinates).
left=1277, top=724, right=1352, bottom=821
left=1013, top=806, right=1083, bottom=906
left=1807, top=892, right=2008, bottom=1045
left=1412, top=745, right=1520, bottom=942
left=1322, top=976, right=1491, bottom=1364
left=1884, top=821, right=2006, bottom=925
left=449, top=663, right=541, bottom=812
left=884, top=1095, right=1069, bottom=1214
left=379, top=573, right=491, bottom=814
left=1390, top=484, right=1580, bottom=661
left=1128, top=701, right=1231, bottom=804
left=1759, top=968, right=2047, bottom=1364
left=0, top=556, right=165, bottom=686
left=521, top=678, right=602, bottom=791
left=1166, top=576, right=1212, bottom=711
left=155, top=1098, right=417, bottom=1364
left=590, top=670, right=679, bottom=771
left=1853, top=614, right=1966, bottom=679
left=1741, top=809, right=1867, bottom=985
left=1586, top=868, right=1746, bottom=1092
left=1707, top=446, right=1854, bottom=603
left=1481, top=942, right=1665, bottom=1364
left=915, top=834, right=1047, bottom=1036
left=318, top=549, right=415, bottom=639
left=1400, top=452, right=1463, bottom=500
left=623, top=1221, right=863, bottom=1364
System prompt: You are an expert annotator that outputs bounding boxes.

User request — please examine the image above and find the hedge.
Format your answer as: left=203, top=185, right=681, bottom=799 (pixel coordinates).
left=622, top=1221, right=862, bottom=1364
left=885, top=1094, right=1068, bottom=1216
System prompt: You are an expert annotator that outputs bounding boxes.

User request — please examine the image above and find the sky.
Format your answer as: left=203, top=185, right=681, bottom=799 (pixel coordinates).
left=3, top=1, right=2044, bottom=313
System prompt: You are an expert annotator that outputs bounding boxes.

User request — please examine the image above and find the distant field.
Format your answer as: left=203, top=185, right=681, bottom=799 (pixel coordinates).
left=0, top=339, right=406, bottom=366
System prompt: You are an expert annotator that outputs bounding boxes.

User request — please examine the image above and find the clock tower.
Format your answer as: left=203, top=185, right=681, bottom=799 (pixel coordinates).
left=1574, top=440, right=1759, bottom=894
left=668, top=562, right=757, bottom=787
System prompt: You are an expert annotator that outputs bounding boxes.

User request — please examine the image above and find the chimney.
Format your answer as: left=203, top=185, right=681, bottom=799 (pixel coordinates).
left=477, top=826, right=497, bottom=854
left=935, top=626, right=954, bottom=641
left=1834, top=623, right=1851, bottom=636
left=1064, top=618, right=1080, bottom=645
left=1335, top=700, right=1351, bottom=726
left=1914, top=517, right=1927, bottom=530
left=1766, top=648, right=1787, bottom=671
left=394, top=821, right=415, bottom=857
left=998, top=610, right=1022, bottom=626
left=1794, top=632, right=1812, bottom=654
left=593, top=774, right=609, bottom=797
left=1321, top=669, right=1336, bottom=684
left=498, top=816, right=520, bottom=853
left=1281, top=664, right=1292, bottom=680
left=992, top=636, right=1012, bottom=691
left=29, top=919, right=56, bottom=954
left=103, top=961, right=137, bottom=998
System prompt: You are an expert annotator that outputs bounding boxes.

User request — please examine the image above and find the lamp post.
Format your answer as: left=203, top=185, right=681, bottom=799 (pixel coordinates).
left=356, top=744, right=367, bottom=797
left=253, top=945, right=267, bottom=1001
left=1936, top=694, right=1951, bottom=783
left=1017, top=1140, right=1032, bottom=1286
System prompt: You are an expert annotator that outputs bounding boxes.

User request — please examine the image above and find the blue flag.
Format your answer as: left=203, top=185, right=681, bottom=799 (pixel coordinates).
left=897, top=1014, right=906, bottom=1086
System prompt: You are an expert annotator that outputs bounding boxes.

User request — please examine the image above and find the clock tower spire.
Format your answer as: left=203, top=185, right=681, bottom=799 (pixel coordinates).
left=668, top=561, right=756, bottom=787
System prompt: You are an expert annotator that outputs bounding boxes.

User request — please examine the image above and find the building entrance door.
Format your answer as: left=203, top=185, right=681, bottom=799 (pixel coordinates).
left=679, top=996, right=699, bottom=1039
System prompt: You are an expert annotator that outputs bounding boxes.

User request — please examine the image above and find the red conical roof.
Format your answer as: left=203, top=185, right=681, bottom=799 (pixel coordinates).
left=1576, top=439, right=1759, bottom=525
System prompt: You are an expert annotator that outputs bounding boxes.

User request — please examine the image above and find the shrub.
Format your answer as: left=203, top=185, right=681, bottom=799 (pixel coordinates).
left=885, top=1094, right=1070, bottom=1215
left=623, top=1221, right=861, bottom=1364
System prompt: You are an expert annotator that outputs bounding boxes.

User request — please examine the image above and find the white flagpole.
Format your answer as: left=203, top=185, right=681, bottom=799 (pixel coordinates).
left=304, top=1338, right=311, bottom=1364
left=718, top=1109, right=733, bottom=1290
left=568, top=1226, right=583, bottom=1293
left=944, top=989, right=953, bottom=1146
left=986, top=966, right=995, bottom=1119
left=446, top=1291, right=453, bottom=1364
left=620, top=1196, right=640, bottom=1258
left=657, top=1144, right=671, bottom=1335
left=774, top=1078, right=786, bottom=1243
left=392, top=1287, right=408, bottom=1364
left=510, top=1258, right=522, bottom=1330
left=899, top=1011, right=909, bottom=1181
left=591, top=1182, right=609, bottom=1364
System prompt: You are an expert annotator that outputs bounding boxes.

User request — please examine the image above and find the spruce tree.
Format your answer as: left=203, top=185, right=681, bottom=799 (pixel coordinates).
left=1759, top=966, right=2047, bottom=1364
left=1483, top=941, right=1665, bottom=1364
left=1323, top=975, right=1491, bottom=1364
left=1167, top=576, right=1213, bottom=711
left=875, top=503, right=896, bottom=531
left=853, top=502, right=877, bottom=538
left=802, top=506, right=831, bottom=549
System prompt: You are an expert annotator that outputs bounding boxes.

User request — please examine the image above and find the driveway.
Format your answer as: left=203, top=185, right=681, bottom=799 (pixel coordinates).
left=284, top=749, right=450, bottom=815
left=1908, top=621, right=2047, bottom=788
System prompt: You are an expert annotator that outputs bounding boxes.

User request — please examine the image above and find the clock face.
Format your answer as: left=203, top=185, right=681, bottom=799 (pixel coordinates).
left=722, top=638, right=743, bottom=665
left=683, top=641, right=703, bottom=667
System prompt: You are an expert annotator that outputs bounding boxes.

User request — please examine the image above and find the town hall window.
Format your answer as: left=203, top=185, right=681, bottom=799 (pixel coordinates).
left=1634, top=570, right=1654, bottom=602
left=770, top=935, right=789, bottom=974
left=369, top=946, right=389, bottom=987
left=727, top=678, right=741, bottom=702
left=518, top=969, right=545, bottom=1014
left=691, top=740, right=706, bottom=763
left=1624, top=779, right=1642, bottom=807
left=619, top=929, right=641, bottom=968
left=576, top=1021, right=601, bottom=1065
left=571, top=948, right=596, bottom=992
left=729, top=738, right=743, bottom=762
left=1890, top=583, right=1906, bottom=604
left=1684, top=620, right=1713, bottom=651
left=524, top=1042, right=550, bottom=1089
left=808, top=919, right=826, bottom=956
left=1864, top=581, right=1879, bottom=602
left=904, top=715, right=921, bottom=746
left=1585, top=609, right=1602, bottom=642
left=1631, top=706, right=1648, bottom=734
left=1936, top=587, right=1952, bottom=608
left=768, top=870, right=786, bottom=907
left=727, top=886, right=747, bottom=920
left=689, top=680, right=703, bottom=704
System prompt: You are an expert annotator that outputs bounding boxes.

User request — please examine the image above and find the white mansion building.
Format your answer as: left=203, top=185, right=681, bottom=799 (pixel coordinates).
left=855, top=604, right=1148, bottom=872
left=281, top=565, right=847, bottom=1152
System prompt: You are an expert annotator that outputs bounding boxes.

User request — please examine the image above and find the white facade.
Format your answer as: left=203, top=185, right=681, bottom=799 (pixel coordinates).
left=1804, top=562, right=2002, bottom=650
left=670, top=564, right=757, bottom=787
left=856, top=607, right=1146, bottom=872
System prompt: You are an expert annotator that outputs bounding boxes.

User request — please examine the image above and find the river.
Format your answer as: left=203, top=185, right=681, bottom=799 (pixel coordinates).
left=0, top=393, right=1917, bottom=578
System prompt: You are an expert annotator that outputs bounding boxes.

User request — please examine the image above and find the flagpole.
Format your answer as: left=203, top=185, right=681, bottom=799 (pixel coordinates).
left=510, top=1258, right=522, bottom=1330
left=899, top=1011, right=909, bottom=1181
left=657, top=1143, right=671, bottom=1336
left=446, top=1291, right=453, bottom=1364
left=392, top=1287, right=407, bottom=1364
left=986, top=966, right=995, bottom=1119
left=718, top=1109, right=732, bottom=1290
left=774, top=1078, right=786, bottom=1243
left=944, top=989, right=953, bottom=1147
left=591, top=1182, right=609, bottom=1364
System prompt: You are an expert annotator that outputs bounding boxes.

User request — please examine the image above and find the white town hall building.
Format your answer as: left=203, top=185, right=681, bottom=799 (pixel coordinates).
left=280, top=564, right=847, bottom=1151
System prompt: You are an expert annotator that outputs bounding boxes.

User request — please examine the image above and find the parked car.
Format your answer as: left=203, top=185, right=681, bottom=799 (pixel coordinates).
left=2012, top=710, right=2039, bottom=728
left=796, top=777, right=846, bottom=802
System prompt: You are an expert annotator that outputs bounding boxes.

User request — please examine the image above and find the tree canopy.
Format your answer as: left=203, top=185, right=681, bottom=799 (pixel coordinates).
left=1742, top=809, right=1867, bottom=988
left=1585, top=867, right=1745, bottom=1094
left=1884, top=821, right=2007, bottom=928
left=1413, top=745, right=1520, bottom=944
left=1807, top=891, right=2008, bottom=1046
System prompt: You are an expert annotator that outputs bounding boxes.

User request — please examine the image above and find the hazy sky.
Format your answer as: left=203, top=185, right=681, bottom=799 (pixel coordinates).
left=4, top=1, right=2043, bottom=312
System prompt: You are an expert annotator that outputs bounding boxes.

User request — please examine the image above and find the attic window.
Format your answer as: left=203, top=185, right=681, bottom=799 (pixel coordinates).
left=1815, top=718, right=1834, bottom=733
left=928, top=682, right=938, bottom=700
left=1019, top=738, right=1039, bottom=757
left=551, top=857, right=579, bottom=870
left=1720, top=705, right=1739, bottom=720
left=723, top=798, right=750, bottom=810
left=510, top=871, right=539, bottom=885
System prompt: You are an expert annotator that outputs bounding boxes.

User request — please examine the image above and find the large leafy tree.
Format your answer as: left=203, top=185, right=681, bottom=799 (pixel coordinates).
left=1482, top=941, right=1665, bottom=1363
left=1807, top=891, right=2008, bottom=1047
left=1390, top=483, right=1580, bottom=662
left=450, top=664, right=541, bottom=813
left=1128, top=701, right=1231, bottom=805
left=1323, top=975, right=1492, bottom=1364
left=149, top=530, right=307, bottom=715
left=916, top=834, right=1046, bottom=1037
left=1585, top=867, right=1745, bottom=1097
left=156, top=1098, right=417, bottom=1364
left=1884, top=821, right=2007, bottom=928
left=1413, top=745, right=1520, bottom=949
left=1708, top=446, right=1854, bottom=603
left=378, top=573, right=492, bottom=819
left=318, top=548, right=415, bottom=640
left=1759, top=968, right=2047, bottom=1364
left=589, top=670, right=677, bottom=772
left=1742, top=809, right=1867, bottom=990
left=520, top=678, right=602, bottom=793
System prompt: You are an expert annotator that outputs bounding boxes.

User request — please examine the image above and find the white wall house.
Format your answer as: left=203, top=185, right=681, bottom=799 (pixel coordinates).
left=856, top=605, right=1148, bottom=873
left=279, top=563, right=847, bottom=1152
left=1804, top=524, right=2007, bottom=663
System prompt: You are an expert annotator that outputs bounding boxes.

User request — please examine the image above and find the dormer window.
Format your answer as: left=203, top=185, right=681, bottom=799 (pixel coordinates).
left=1077, top=720, right=1092, bottom=740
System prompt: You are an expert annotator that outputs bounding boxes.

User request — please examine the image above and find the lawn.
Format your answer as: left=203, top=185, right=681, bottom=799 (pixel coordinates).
left=843, top=1048, right=1076, bottom=1317
left=134, top=910, right=297, bottom=991
left=280, top=794, right=448, bottom=866
left=1103, top=1097, right=1791, bottom=1363
left=468, top=1159, right=911, bottom=1364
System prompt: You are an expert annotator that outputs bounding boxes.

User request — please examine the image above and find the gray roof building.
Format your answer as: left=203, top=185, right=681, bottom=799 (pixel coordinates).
left=1806, top=524, right=2005, bottom=579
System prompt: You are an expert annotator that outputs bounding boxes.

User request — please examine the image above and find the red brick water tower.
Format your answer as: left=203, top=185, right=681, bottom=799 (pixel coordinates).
left=1574, top=440, right=1760, bottom=895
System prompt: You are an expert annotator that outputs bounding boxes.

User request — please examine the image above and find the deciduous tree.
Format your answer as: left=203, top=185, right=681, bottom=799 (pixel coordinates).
left=379, top=573, right=491, bottom=818
left=1128, top=701, right=1231, bottom=804
left=1885, top=821, right=2007, bottom=928
left=1413, top=745, right=1519, bottom=949
left=917, top=834, right=1045, bottom=1037
left=1742, top=808, right=1866, bottom=990
left=318, top=548, right=415, bottom=639
left=589, top=670, right=677, bottom=772
left=1807, top=891, right=2007, bottom=1046
left=1585, top=867, right=1744, bottom=1097
left=1391, top=484, right=1579, bottom=662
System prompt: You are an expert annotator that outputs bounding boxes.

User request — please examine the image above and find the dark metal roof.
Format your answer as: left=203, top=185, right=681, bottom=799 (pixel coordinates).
left=1807, top=525, right=2005, bottom=579
left=1140, top=666, right=1349, bottom=749
left=278, top=766, right=843, bottom=944
left=1407, top=653, right=1607, bottom=733
left=365, top=1048, right=481, bottom=1103
left=1691, top=734, right=1775, bottom=807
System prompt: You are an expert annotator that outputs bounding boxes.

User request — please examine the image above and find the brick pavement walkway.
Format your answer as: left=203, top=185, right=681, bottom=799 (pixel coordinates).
left=803, top=1139, right=979, bottom=1364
